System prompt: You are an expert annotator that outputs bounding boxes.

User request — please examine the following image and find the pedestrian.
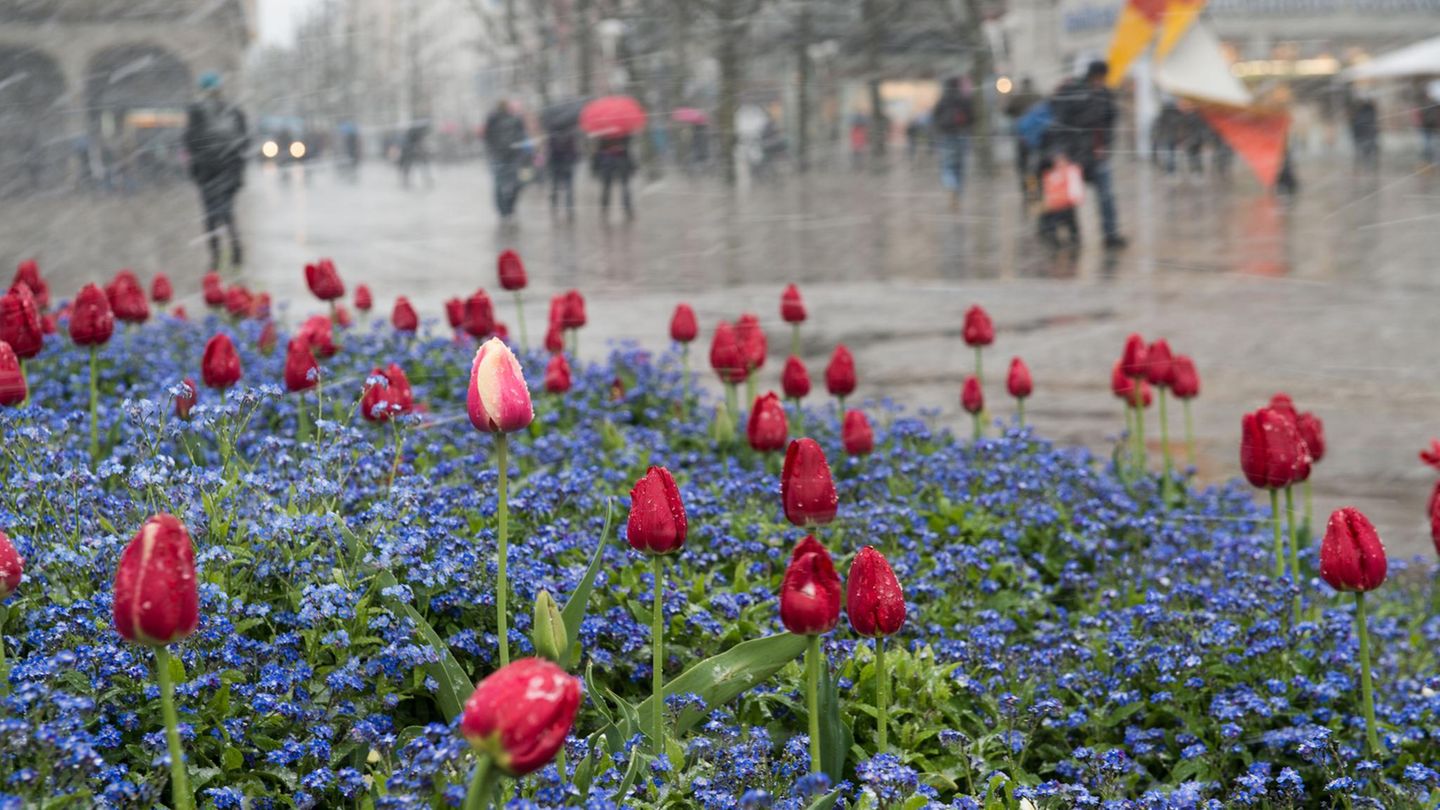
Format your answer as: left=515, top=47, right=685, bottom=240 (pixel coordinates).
left=593, top=134, right=634, bottom=220
left=1349, top=95, right=1380, bottom=170
left=183, top=71, right=249, bottom=270
left=1038, top=151, right=1083, bottom=248
left=547, top=122, right=579, bottom=219
left=1004, top=77, right=1043, bottom=196
left=1153, top=102, right=1183, bottom=175
left=484, top=100, right=527, bottom=221
left=932, top=77, right=974, bottom=208
left=398, top=122, right=433, bottom=188
left=1049, top=61, right=1127, bottom=249
left=849, top=118, right=869, bottom=171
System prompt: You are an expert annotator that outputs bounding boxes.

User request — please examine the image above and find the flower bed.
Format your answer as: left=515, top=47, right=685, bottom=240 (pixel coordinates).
left=0, top=283, right=1438, bottom=809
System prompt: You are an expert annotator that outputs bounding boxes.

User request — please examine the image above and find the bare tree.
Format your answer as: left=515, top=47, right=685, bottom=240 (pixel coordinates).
left=934, top=0, right=995, bottom=175
left=695, top=0, right=766, bottom=185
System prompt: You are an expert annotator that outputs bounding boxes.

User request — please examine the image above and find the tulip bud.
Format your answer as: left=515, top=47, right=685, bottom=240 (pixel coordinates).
left=1421, top=439, right=1440, bottom=471
left=1120, top=333, right=1147, bottom=379
left=70, top=283, right=115, bottom=347
left=109, top=270, right=150, bottom=324
left=0, top=285, right=43, bottom=359
left=736, top=313, right=767, bottom=372
left=544, top=353, right=572, bottom=393
left=305, top=258, right=345, bottom=301
left=561, top=290, right=586, bottom=329
left=174, top=378, right=198, bottom=420
left=1319, top=507, right=1387, bottom=592
left=1170, top=355, right=1200, bottom=399
left=709, top=321, right=747, bottom=384
left=825, top=344, right=856, bottom=397
left=460, top=657, right=581, bottom=776
left=780, top=283, right=807, bottom=324
left=1007, top=357, right=1032, bottom=399
left=1268, top=393, right=1298, bottom=423
left=113, top=514, right=199, bottom=646
left=1429, top=481, right=1440, bottom=557
left=284, top=337, right=318, bottom=392
left=1145, top=339, right=1174, bottom=387
left=710, top=404, right=735, bottom=444
left=334, top=304, right=353, bottom=327
left=544, top=322, right=565, bottom=354
left=1111, top=361, right=1149, bottom=407
left=467, top=337, right=533, bottom=433
left=202, top=272, right=224, bottom=307
left=531, top=590, right=568, bottom=664
left=150, top=273, right=173, bottom=304
left=445, top=297, right=464, bottom=330
left=257, top=319, right=277, bottom=355
left=842, top=409, right=875, bottom=455
left=961, top=375, right=983, bottom=415
left=780, top=356, right=811, bottom=401
left=392, top=296, right=418, bottom=333
left=172, top=306, right=188, bottom=321
left=962, top=305, right=994, bottom=347
left=0, top=529, right=23, bottom=599
left=627, top=466, right=687, bottom=555
left=782, top=438, right=838, bottom=527
left=670, top=304, right=698, bottom=343
left=0, top=341, right=25, bottom=406
left=1297, top=412, right=1325, bottom=465
left=202, top=334, right=242, bottom=390
left=223, top=285, right=252, bottom=319
left=780, top=535, right=842, bottom=635
left=465, top=290, right=495, bottom=339
left=498, top=249, right=528, bottom=291
left=11, top=259, right=49, bottom=310
left=348, top=284, right=371, bottom=312
left=846, top=546, right=904, bottom=637
left=747, top=392, right=789, bottom=452
left=1240, top=407, right=1310, bottom=490
left=362, top=364, right=413, bottom=422
left=40, top=313, right=56, bottom=335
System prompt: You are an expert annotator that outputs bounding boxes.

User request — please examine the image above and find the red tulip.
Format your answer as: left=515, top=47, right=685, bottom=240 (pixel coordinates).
left=747, top=392, right=789, bottom=452
left=782, top=438, right=838, bottom=527
left=1145, top=339, right=1174, bottom=387
left=846, top=546, right=904, bottom=637
left=460, top=657, right=581, bottom=776
left=150, top=273, right=173, bottom=304
left=0, top=529, right=22, bottom=598
left=1007, top=357, right=1032, bottom=399
left=1296, top=412, right=1325, bottom=464
left=548, top=295, right=565, bottom=329
left=334, top=305, right=353, bottom=328
left=445, top=297, right=465, bottom=330
left=1421, top=439, right=1440, bottom=470
left=465, top=290, right=496, bottom=338
left=544, top=322, right=565, bottom=354
left=782, top=355, right=811, bottom=400
left=112, top=514, right=199, bottom=646
left=1170, top=355, right=1200, bottom=399
left=40, top=312, right=56, bottom=335
left=11, top=259, right=48, bottom=310
left=69, top=283, right=114, bottom=346
left=781, top=284, right=806, bottom=324
left=670, top=304, right=698, bottom=343
left=842, top=409, right=875, bottom=455
left=171, top=305, right=188, bottom=321
left=203, top=272, right=224, bottom=307
left=257, top=319, right=278, bottom=355
left=1120, top=333, right=1147, bottom=379
left=543, top=353, right=571, bottom=393
left=0, top=286, right=43, bottom=359
left=298, top=315, right=337, bottom=358
left=780, top=535, right=841, bottom=635
left=353, top=284, right=373, bottom=312
left=825, top=344, right=856, bottom=397
left=223, top=285, right=252, bottom=319
left=362, top=364, right=413, bottom=422
left=498, top=249, right=528, bottom=291
left=627, top=466, right=687, bottom=555
left=709, top=321, right=748, bottom=384
left=392, top=296, right=419, bottom=333
left=0, top=342, right=25, bottom=406
left=174, top=378, right=198, bottom=420
left=561, top=290, right=586, bottom=329
left=961, top=375, right=983, bottom=415
left=1319, top=507, right=1387, bottom=592
left=962, top=305, right=994, bottom=347
left=283, top=337, right=318, bottom=392
left=108, top=271, right=150, bottom=324
left=1240, top=407, right=1310, bottom=490
left=736, top=313, right=767, bottom=372
left=201, top=333, right=242, bottom=390
left=1111, top=361, right=1150, bottom=408
left=1429, top=481, right=1440, bottom=557
left=1268, top=392, right=1298, bottom=423
left=467, top=337, right=533, bottom=433
left=305, top=258, right=345, bottom=301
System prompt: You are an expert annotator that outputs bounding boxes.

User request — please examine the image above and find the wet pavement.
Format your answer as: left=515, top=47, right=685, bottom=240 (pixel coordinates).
left=4, top=155, right=1440, bottom=555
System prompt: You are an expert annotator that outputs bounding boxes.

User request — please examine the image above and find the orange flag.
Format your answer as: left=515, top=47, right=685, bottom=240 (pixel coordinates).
left=1155, top=0, right=1207, bottom=60
left=1105, top=0, right=1167, bottom=87
left=1201, top=106, right=1290, bottom=188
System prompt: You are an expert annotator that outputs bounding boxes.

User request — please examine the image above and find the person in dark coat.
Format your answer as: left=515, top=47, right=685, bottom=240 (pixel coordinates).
left=1049, top=60, right=1126, bottom=249
left=547, top=124, right=579, bottom=218
left=484, top=100, right=527, bottom=220
left=1005, top=77, right=1043, bottom=194
left=183, top=71, right=249, bottom=269
left=593, top=134, right=634, bottom=220
left=932, top=77, right=975, bottom=207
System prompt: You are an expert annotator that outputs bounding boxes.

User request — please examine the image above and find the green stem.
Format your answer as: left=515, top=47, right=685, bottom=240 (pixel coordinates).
left=154, top=646, right=193, bottom=810
left=875, top=636, right=889, bottom=752
left=496, top=433, right=510, bottom=666
left=1134, top=391, right=1147, bottom=469
left=791, top=397, right=805, bottom=436
left=1355, top=591, right=1381, bottom=757
left=1303, top=479, right=1313, bottom=535
left=745, top=372, right=757, bottom=411
left=651, top=555, right=666, bottom=759
left=1269, top=489, right=1284, bottom=579
left=1016, top=397, right=1025, bottom=428
left=806, top=634, right=822, bottom=775
left=297, top=393, right=311, bottom=442
left=513, top=291, right=528, bottom=350
left=791, top=323, right=800, bottom=357
left=1158, top=388, right=1172, bottom=499
left=724, top=383, right=739, bottom=437
left=89, top=347, right=100, bottom=462
left=1285, top=486, right=1301, bottom=625
left=971, top=412, right=981, bottom=442
left=389, top=421, right=403, bottom=488
left=462, top=756, right=497, bottom=810
left=1183, top=398, right=1196, bottom=467
left=974, top=346, right=983, bottom=389
left=836, top=394, right=846, bottom=421
left=680, top=344, right=690, bottom=410
left=19, top=358, right=27, bottom=408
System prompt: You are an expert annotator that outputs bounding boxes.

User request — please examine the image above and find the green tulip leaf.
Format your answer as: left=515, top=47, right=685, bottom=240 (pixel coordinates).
left=561, top=499, right=615, bottom=668
left=817, top=648, right=852, bottom=781
left=635, top=632, right=809, bottom=738
left=805, top=788, right=844, bottom=810
left=376, top=570, right=471, bottom=721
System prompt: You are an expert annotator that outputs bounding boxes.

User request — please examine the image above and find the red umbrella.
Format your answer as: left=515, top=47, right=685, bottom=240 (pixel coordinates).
left=671, top=107, right=709, bottom=125
left=580, top=95, right=647, bottom=136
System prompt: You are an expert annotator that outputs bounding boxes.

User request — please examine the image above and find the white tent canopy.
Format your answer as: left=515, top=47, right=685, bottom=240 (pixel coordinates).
left=1345, top=35, right=1440, bottom=81
left=1155, top=21, right=1252, bottom=108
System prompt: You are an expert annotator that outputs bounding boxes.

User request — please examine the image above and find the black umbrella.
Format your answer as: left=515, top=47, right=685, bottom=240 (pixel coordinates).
left=541, top=99, right=587, bottom=132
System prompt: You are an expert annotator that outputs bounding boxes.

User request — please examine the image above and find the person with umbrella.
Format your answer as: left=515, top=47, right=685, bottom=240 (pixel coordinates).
left=543, top=101, right=584, bottom=220
left=580, top=96, right=646, bottom=222
left=484, top=100, right=527, bottom=222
